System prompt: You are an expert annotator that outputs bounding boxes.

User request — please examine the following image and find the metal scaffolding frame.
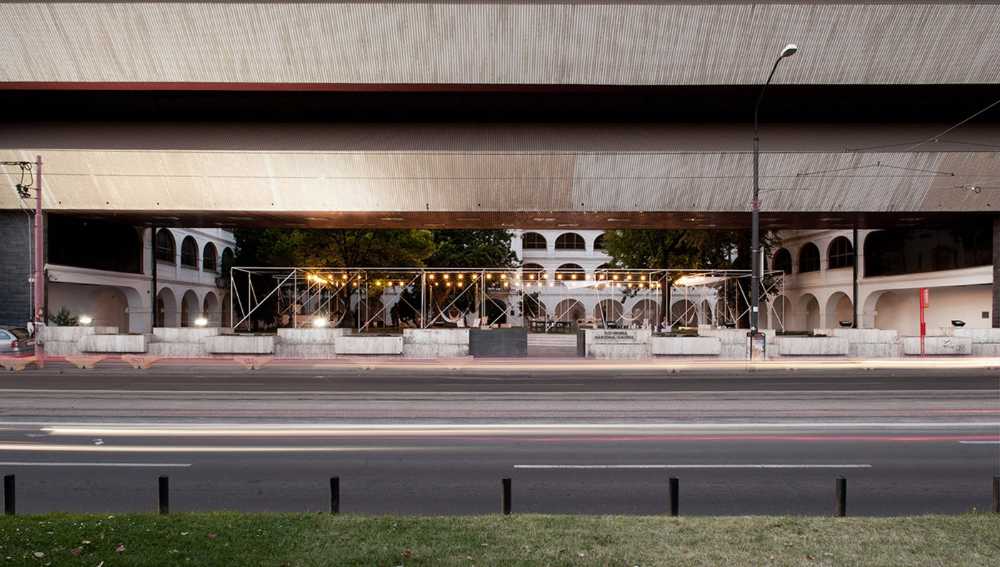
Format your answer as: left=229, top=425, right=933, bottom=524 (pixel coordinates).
left=229, top=266, right=785, bottom=333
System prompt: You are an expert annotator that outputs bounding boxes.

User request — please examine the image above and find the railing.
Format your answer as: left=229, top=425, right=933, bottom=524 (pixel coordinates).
left=4, top=474, right=998, bottom=517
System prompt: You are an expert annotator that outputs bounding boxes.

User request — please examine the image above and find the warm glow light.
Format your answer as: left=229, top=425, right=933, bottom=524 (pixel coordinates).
left=457, top=282, right=464, bottom=288
left=194, top=316, right=208, bottom=327
left=429, top=274, right=436, bottom=280
left=613, top=275, right=620, bottom=281
left=78, top=315, right=93, bottom=326
left=443, top=274, right=450, bottom=280
left=312, top=317, right=328, bottom=328
left=458, top=274, right=464, bottom=280
left=500, top=274, right=508, bottom=280
left=446, top=282, right=452, bottom=287
left=486, top=273, right=493, bottom=280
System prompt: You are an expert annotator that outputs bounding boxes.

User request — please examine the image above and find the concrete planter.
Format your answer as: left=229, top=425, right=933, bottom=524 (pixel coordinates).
left=334, top=335, right=403, bottom=355
left=650, top=336, right=722, bottom=356
left=816, top=329, right=899, bottom=358
left=153, top=327, right=224, bottom=342
left=38, top=326, right=118, bottom=342
left=583, top=329, right=651, bottom=359
left=902, top=336, right=972, bottom=356
left=203, top=334, right=275, bottom=355
left=79, top=334, right=147, bottom=354
left=402, top=329, right=470, bottom=358
left=776, top=336, right=849, bottom=356
left=277, top=328, right=350, bottom=344
left=403, top=329, right=469, bottom=344
left=948, top=328, right=1000, bottom=356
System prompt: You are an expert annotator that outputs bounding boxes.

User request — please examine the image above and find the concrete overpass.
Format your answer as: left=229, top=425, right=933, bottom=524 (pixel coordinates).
left=1, top=1, right=999, bottom=229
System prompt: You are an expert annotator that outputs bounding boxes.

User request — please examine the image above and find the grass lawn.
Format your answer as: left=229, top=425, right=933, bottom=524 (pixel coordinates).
left=1, top=514, right=998, bottom=566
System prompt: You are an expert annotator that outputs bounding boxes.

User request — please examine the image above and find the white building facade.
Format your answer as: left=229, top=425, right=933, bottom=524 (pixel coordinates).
left=770, top=228, right=992, bottom=336
left=46, top=227, right=234, bottom=333
left=511, top=229, right=717, bottom=328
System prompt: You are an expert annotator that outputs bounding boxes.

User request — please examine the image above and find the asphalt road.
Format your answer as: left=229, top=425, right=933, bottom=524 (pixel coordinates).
left=0, top=364, right=997, bottom=516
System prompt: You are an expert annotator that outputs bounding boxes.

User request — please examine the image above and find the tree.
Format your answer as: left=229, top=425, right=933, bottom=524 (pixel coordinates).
left=601, top=229, right=752, bottom=271
left=602, top=229, right=760, bottom=328
left=234, top=229, right=436, bottom=268
left=425, top=230, right=519, bottom=268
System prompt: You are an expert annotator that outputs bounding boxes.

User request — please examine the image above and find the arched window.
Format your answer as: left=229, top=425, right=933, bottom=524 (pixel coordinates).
left=555, top=233, right=585, bottom=250
left=827, top=236, right=854, bottom=269
left=772, top=249, right=792, bottom=274
left=155, top=230, right=176, bottom=263
left=522, top=232, right=547, bottom=250
left=594, top=233, right=607, bottom=251
left=180, top=236, right=199, bottom=268
left=203, top=242, right=219, bottom=272
left=221, top=248, right=235, bottom=275
left=555, top=263, right=585, bottom=281
left=798, top=243, right=821, bottom=273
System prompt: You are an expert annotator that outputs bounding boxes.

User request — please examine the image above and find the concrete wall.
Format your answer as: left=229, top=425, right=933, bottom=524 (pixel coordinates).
left=875, top=285, right=991, bottom=336
left=0, top=212, right=33, bottom=327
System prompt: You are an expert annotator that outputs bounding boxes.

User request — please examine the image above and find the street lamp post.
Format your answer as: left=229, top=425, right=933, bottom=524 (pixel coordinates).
left=750, top=44, right=797, bottom=355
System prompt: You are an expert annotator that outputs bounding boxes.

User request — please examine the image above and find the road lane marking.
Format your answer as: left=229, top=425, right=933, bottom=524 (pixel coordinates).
left=514, top=464, right=873, bottom=469
left=31, top=422, right=1000, bottom=438
left=0, top=461, right=191, bottom=467
left=0, top=443, right=443, bottom=453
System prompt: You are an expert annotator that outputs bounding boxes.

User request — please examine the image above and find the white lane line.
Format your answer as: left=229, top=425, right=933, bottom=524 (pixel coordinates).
left=514, top=464, right=873, bottom=470
left=0, top=461, right=191, bottom=467
left=0, top=443, right=442, bottom=453
left=31, top=422, right=1000, bottom=438
left=0, top=389, right=995, bottom=396
left=958, top=440, right=1000, bottom=444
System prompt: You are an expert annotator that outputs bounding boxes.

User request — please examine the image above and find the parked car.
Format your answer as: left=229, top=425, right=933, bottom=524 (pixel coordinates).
left=0, top=326, right=34, bottom=356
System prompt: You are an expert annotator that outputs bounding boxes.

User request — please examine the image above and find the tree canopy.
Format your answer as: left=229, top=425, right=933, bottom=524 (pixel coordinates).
left=234, top=228, right=517, bottom=269
left=601, top=229, right=756, bottom=272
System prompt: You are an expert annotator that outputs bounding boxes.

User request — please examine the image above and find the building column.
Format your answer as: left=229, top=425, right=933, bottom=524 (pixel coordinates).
left=994, top=217, right=1000, bottom=328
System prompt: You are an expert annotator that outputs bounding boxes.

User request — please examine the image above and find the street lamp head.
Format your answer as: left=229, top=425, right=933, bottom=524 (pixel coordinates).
left=780, top=43, right=798, bottom=58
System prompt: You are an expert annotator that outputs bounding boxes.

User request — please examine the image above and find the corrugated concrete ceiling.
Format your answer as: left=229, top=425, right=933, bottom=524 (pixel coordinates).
left=1, top=147, right=996, bottom=220
left=2, top=1, right=999, bottom=85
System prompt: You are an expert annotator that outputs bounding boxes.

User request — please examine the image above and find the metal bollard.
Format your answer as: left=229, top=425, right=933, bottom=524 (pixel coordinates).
left=501, top=478, right=511, bottom=515
left=330, top=477, right=340, bottom=514
left=158, top=476, right=169, bottom=515
left=3, top=475, right=13, bottom=516
left=993, top=476, right=999, bottom=513
left=835, top=477, right=847, bottom=517
left=668, top=477, right=679, bottom=517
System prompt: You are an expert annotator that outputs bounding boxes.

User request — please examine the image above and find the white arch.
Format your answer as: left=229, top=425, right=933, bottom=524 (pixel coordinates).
left=594, top=299, right=625, bottom=327
left=156, top=287, right=179, bottom=327
left=180, top=289, right=199, bottom=327
left=825, top=291, right=854, bottom=329
left=798, top=293, right=821, bottom=332
left=203, top=291, right=221, bottom=326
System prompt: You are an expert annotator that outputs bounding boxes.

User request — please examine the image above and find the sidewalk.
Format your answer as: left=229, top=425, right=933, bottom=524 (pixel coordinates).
left=5, top=353, right=1000, bottom=372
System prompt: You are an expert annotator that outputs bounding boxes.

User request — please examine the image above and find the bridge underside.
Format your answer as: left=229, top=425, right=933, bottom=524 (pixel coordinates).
left=2, top=0, right=999, bottom=229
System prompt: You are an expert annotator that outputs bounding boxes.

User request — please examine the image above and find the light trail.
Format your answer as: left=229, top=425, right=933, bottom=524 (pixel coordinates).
left=514, top=464, right=873, bottom=470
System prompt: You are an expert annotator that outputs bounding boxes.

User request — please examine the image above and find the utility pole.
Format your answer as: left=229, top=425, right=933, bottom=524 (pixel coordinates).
left=2, top=157, right=44, bottom=365
left=750, top=44, right=797, bottom=359
left=33, top=156, right=44, bottom=366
